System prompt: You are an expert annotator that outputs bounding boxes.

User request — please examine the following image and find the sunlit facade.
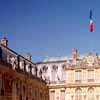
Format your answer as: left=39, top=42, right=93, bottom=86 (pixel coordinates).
left=0, top=37, right=49, bottom=100
left=0, top=37, right=100, bottom=100
left=37, top=48, right=100, bottom=100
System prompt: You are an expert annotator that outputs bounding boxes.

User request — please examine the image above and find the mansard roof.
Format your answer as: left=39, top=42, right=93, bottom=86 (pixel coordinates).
left=37, top=53, right=100, bottom=69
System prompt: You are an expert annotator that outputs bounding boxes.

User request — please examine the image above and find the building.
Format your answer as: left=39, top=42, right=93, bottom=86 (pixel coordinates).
left=0, top=37, right=49, bottom=100
left=1, top=37, right=100, bottom=100
left=37, top=48, right=100, bottom=100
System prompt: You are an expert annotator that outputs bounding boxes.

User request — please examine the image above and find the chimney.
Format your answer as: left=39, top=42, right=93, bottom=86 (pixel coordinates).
left=72, top=48, right=78, bottom=60
left=25, top=53, right=32, bottom=61
left=0, top=37, right=8, bottom=47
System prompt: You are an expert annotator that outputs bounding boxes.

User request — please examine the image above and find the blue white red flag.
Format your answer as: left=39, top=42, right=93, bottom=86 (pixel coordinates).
left=89, top=10, right=94, bottom=32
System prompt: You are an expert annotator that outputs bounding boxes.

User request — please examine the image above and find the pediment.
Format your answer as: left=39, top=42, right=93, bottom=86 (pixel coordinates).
left=82, top=53, right=99, bottom=66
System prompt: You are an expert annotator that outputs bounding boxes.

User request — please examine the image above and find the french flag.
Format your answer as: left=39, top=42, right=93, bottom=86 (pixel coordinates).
left=89, top=10, right=94, bottom=32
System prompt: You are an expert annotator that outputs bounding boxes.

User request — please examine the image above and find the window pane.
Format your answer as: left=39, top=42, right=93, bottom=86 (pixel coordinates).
left=60, top=90, right=65, bottom=100
left=50, top=91, right=55, bottom=100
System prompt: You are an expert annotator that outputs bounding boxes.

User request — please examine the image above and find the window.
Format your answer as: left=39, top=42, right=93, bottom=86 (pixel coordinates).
left=1, top=88, right=4, bottom=96
left=60, top=90, right=65, bottom=100
left=0, top=76, right=2, bottom=95
left=96, top=95, right=99, bottom=100
left=95, top=70, right=99, bottom=82
left=75, top=88, right=82, bottom=100
left=62, top=65, right=66, bottom=81
left=23, top=85, right=25, bottom=96
left=75, top=70, right=82, bottom=82
left=16, top=82, right=20, bottom=96
left=26, top=97, right=28, bottom=100
left=88, top=88, right=94, bottom=100
left=20, top=95, right=22, bottom=100
left=50, top=91, right=55, bottom=100
left=0, top=77, right=4, bottom=96
left=52, top=70, right=56, bottom=82
left=51, top=65, right=58, bottom=82
left=88, top=70, right=94, bottom=82
left=42, top=66, right=48, bottom=73
left=67, top=71, right=73, bottom=82
left=39, top=69, right=42, bottom=78
left=82, top=71, right=87, bottom=82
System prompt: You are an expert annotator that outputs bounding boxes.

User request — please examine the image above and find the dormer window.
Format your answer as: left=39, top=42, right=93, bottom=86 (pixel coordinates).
left=52, top=65, right=58, bottom=71
left=42, top=66, right=48, bottom=73
left=62, top=64, right=66, bottom=70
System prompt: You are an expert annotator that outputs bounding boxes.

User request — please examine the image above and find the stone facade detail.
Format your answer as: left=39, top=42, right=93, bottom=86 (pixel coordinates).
left=1, top=37, right=100, bottom=100
left=36, top=49, right=100, bottom=100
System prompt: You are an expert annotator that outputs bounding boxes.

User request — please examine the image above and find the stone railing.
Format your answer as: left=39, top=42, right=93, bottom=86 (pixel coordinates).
left=65, top=63, right=100, bottom=70
left=0, top=44, right=38, bottom=79
left=50, top=80, right=66, bottom=84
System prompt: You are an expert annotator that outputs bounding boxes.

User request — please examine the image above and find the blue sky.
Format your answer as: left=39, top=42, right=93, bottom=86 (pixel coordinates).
left=0, top=0, right=100, bottom=62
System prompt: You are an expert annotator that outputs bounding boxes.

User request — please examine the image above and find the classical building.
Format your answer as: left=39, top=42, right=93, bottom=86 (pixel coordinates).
left=37, top=48, right=100, bottom=100
left=0, top=37, right=49, bottom=100
left=1, top=37, right=100, bottom=100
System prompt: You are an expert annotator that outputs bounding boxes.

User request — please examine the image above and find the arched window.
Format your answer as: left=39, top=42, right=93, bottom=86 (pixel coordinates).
left=88, top=88, right=94, bottom=100
left=42, top=66, right=48, bottom=73
left=62, top=64, right=66, bottom=70
left=41, top=66, right=48, bottom=80
left=52, top=65, right=58, bottom=71
left=75, top=88, right=82, bottom=100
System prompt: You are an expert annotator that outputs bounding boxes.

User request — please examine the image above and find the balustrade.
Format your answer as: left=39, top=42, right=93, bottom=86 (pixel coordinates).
left=0, top=45, right=38, bottom=78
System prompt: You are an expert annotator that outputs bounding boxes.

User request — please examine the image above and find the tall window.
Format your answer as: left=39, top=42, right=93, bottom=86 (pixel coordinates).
left=62, top=65, right=66, bottom=81
left=0, top=76, right=2, bottom=95
left=60, top=90, right=65, bottom=100
left=26, top=97, right=28, bottom=100
left=42, top=66, right=48, bottom=80
left=42, top=66, right=48, bottom=73
left=20, top=95, right=22, bottom=100
left=0, top=75, right=4, bottom=96
left=88, top=70, right=94, bottom=82
left=50, top=91, right=55, bottom=100
left=16, top=82, right=20, bottom=96
left=82, top=71, right=87, bottom=82
left=75, top=88, right=82, bottom=100
left=52, top=65, right=58, bottom=82
left=88, top=88, right=94, bottom=100
left=23, top=85, right=25, bottom=96
left=96, top=95, right=99, bottom=100
left=95, top=70, right=99, bottom=82
left=75, top=70, right=82, bottom=82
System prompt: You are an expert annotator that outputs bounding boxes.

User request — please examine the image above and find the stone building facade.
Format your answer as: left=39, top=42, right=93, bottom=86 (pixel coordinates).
left=1, top=37, right=100, bottom=100
left=37, top=48, right=100, bottom=100
left=0, top=37, right=49, bottom=100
